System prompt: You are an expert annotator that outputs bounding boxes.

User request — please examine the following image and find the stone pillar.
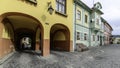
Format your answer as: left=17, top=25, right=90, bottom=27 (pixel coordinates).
left=0, top=17, right=4, bottom=58
left=41, top=39, right=50, bottom=57
left=0, top=22, right=4, bottom=38
left=35, top=41, right=40, bottom=51
left=0, top=39, right=3, bottom=58
left=69, top=40, right=73, bottom=52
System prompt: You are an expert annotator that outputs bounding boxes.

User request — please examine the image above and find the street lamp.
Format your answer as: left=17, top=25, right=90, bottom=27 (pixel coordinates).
left=48, top=2, right=54, bottom=15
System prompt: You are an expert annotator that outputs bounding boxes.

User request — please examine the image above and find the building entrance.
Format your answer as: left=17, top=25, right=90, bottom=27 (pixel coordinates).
left=0, top=12, right=45, bottom=56
left=15, top=29, right=35, bottom=51
left=20, top=37, right=32, bottom=50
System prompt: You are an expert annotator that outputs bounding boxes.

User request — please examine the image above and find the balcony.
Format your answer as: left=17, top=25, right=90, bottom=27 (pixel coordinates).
left=90, top=19, right=100, bottom=34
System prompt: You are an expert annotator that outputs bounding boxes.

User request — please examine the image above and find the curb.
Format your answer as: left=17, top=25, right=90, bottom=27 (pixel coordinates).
left=0, top=51, right=16, bottom=65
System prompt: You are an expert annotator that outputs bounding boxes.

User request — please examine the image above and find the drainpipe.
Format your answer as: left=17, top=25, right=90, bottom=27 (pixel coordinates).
left=89, top=14, right=91, bottom=47
left=73, top=2, right=77, bottom=51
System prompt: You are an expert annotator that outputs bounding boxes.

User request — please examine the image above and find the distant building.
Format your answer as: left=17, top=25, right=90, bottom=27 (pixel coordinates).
left=102, top=19, right=113, bottom=45
left=73, top=0, right=113, bottom=49
left=90, top=2, right=104, bottom=46
left=111, top=35, right=120, bottom=44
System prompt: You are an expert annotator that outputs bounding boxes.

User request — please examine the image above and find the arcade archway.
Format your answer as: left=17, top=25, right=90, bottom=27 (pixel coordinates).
left=50, top=24, right=70, bottom=51
left=0, top=12, right=43, bottom=54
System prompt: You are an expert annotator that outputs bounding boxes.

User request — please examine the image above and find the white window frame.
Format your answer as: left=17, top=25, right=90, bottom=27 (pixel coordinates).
left=76, top=10, right=81, bottom=20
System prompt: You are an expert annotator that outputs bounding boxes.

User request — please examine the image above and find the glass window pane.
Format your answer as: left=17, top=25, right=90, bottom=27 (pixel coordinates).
left=56, top=2, right=58, bottom=11
left=56, top=0, right=66, bottom=14
left=77, top=10, right=81, bottom=20
left=59, top=4, right=62, bottom=12
left=85, top=15, right=88, bottom=23
left=77, top=32, right=80, bottom=40
left=59, top=0, right=62, bottom=3
left=62, top=0, right=65, bottom=4
left=62, top=5, right=65, bottom=13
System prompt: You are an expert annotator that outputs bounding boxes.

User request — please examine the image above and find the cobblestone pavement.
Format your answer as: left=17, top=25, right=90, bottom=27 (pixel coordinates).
left=1, top=44, right=120, bottom=68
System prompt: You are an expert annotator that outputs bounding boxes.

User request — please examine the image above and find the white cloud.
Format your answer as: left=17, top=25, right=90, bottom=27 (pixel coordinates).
left=103, top=8, right=120, bottom=21
left=110, top=24, right=120, bottom=35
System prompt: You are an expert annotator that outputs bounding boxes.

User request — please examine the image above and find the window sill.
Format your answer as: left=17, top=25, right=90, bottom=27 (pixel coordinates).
left=27, top=0, right=37, bottom=4
left=55, top=11, right=68, bottom=17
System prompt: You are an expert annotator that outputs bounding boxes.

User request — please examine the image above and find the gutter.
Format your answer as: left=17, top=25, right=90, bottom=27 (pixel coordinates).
left=73, top=2, right=77, bottom=51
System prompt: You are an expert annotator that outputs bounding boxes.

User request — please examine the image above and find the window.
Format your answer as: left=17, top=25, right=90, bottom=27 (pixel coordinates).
left=97, top=35, right=99, bottom=41
left=102, top=23, right=104, bottom=30
left=84, top=33, right=87, bottom=40
left=77, top=32, right=80, bottom=40
left=93, top=35, right=95, bottom=41
left=85, top=15, right=88, bottom=23
left=76, top=10, right=81, bottom=20
left=56, top=0, right=66, bottom=14
left=96, top=18, right=99, bottom=25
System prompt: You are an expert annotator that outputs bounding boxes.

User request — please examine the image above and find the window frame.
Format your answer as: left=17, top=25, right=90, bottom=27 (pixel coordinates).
left=96, top=18, right=99, bottom=25
left=76, top=32, right=80, bottom=40
left=85, top=14, right=88, bottom=23
left=84, top=33, right=87, bottom=40
left=56, top=0, right=66, bottom=14
left=76, top=10, right=81, bottom=20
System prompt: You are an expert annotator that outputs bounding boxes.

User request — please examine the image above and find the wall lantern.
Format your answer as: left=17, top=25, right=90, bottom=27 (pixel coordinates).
left=47, top=2, right=54, bottom=15
left=91, top=19, right=95, bottom=23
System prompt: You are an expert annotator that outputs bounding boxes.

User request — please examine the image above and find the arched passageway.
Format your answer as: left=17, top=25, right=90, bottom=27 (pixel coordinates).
left=50, top=24, right=70, bottom=51
left=0, top=12, right=44, bottom=57
left=15, top=29, right=36, bottom=51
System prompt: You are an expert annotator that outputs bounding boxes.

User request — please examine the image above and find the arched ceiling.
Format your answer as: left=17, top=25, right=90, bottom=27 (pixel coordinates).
left=7, top=15, right=39, bottom=31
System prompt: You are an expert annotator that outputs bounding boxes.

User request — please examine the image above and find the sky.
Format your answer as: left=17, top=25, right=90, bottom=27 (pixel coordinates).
left=81, top=0, right=120, bottom=35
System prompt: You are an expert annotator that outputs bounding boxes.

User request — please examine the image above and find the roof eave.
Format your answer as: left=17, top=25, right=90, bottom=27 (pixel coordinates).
left=74, top=0, right=92, bottom=13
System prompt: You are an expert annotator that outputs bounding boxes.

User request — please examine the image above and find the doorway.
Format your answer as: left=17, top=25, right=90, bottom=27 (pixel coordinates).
left=15, top=29, right=35, bottom=51
left=20, top=37, right=32, bottom=50
left=100, top=36, right=102, bottom=46
left=50, top=24, right=70, bottom=51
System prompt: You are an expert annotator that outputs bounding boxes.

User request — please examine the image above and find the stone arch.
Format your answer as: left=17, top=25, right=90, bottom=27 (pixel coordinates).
left=0, top=12, right=44, bottom=56
left=50, top=23, right=70, bottom=51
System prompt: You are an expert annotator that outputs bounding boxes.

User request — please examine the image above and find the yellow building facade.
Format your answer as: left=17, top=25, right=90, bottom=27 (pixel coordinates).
left=0, top=0, right=73, bottom=58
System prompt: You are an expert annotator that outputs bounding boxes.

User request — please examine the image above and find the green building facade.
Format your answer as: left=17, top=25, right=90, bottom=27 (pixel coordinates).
left=74, top=0, right=105, bottom=50
left=74, top=0, right=91, bottom=50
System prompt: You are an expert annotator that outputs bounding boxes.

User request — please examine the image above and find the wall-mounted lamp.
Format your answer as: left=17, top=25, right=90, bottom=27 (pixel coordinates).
left=47, top=2, right=54, bottom=15
left=91, top=19, right=95, bottom=23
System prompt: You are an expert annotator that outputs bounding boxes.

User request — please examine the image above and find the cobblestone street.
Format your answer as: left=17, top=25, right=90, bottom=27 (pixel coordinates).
left=1, top=44, right=120, bottom=68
